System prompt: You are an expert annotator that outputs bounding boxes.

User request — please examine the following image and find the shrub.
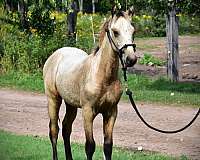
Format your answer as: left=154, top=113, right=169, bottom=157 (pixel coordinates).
left=139, top=53, right=166, bottom=66
left=0, top=22, right=69, bottom=73
left=27, top=4, right=56, bottom=36
left=179, top=15, right=200, bottom=35
left=76, top=13, right=105, bottom=53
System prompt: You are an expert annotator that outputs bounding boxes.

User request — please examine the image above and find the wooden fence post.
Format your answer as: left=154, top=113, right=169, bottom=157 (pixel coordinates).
left=166, top=1, right=179, bottom=82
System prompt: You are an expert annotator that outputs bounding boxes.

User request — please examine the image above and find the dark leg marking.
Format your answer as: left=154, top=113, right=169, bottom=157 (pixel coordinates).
left=62, top=105, right=77, bottom=160
left=103, top=107, right=117, bottom=160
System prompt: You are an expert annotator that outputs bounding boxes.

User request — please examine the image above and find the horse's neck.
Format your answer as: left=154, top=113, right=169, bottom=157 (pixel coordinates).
left=92, top=36, right=119, bottom=84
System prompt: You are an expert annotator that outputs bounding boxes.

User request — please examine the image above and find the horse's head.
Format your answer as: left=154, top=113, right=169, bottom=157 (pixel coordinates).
left=107, top=6, right=137, bottom=67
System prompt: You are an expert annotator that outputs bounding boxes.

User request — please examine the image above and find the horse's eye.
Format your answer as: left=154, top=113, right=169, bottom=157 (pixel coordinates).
left=113, top=30, right=119, bottom=37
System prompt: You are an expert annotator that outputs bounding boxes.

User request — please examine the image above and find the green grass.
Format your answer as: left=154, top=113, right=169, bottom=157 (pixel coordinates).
left=0, top=71, right=200, bottom=107
left=136, top=36, right=164, bottom=41
left=0, top=71, right=44, bottom=93
left=139, top=53, right=166, bottom=66
left=189, top=44, right=200, bottom=49
left=0, top=130, right=188, bottom=160
left=123, top=74, right=200, bottom=107
left=137, top=44, right=159, bottom=50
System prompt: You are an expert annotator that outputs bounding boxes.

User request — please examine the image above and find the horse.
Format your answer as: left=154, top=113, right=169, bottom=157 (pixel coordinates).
left=43, top=7, right=137, bottom=160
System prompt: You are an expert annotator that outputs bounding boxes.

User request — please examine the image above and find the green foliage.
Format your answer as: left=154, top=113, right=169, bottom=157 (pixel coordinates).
left=140, top=0, right=200, bottom=17
left=0, top=20, right=69, bottom=73
left=133, top=14, right=166, bottom=37
left=0, top=130, right=187, bottom=160
left=177, top=0, right=200, bottom=17
left=139, top=53, right=166, bottom=66
left=3, top=0, right=56, bottom=36
left=179, top=15, right=200, bottom=34
left=96, top=0, right=112, bottom=13
left=76, top=13, right=104, bottom=52
left=27, top=3, right=56, bottom=36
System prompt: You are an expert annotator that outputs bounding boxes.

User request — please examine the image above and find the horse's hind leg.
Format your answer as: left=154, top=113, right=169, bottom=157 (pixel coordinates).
left=48, top=96, right=62, bottom=160
left=102, top=107, right=117, bottom=160
left=62, top=103, right=77, bottom=160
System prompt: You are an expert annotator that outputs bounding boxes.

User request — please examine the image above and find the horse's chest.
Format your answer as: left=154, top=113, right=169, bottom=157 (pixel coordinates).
left=81, top=80, right=122, bottom=111
left=97, top=80, right=123, bottom=109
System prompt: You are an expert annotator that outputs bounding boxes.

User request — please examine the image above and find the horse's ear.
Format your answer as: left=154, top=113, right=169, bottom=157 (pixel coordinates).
left=104, top=20, right=109, bottom=32
left=112, top=5, right=117, bottom=17
left=127, top=6, right=135, bottom=18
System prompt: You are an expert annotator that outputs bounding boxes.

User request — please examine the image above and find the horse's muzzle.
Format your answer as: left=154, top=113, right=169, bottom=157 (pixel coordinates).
left=125, top=55, right=137, bottom=67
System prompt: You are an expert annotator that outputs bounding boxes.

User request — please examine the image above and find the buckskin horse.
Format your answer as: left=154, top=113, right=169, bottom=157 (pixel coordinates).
left=43, top=7, right=137, bottom=160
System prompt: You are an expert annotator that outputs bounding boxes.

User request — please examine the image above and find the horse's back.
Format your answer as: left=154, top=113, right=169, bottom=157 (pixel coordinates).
left=43, top=47, right=88, bottom=97
left=56, top=47, right=88, bottom=73
left=58, top=47, right=88, bottom=59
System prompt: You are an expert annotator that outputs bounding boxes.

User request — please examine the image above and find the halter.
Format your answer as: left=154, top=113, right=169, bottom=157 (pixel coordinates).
left=106, top=29, right=136, bottom=81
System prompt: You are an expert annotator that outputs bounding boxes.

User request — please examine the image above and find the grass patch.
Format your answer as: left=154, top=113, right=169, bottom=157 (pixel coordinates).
left=123, top=74, right=200, bottom=107
left=136, top=36, right=164, bottom=41
left=139, top=53, right=166, bottom=66
left=0, top=130, right=187, bottom=160
left=0, top=71, right=44, bottom=93
left=137, top=44, right=159, bottom=50
left=0, top=71, right=200, bottom=107
left=189, top=44, right=200, bottom=49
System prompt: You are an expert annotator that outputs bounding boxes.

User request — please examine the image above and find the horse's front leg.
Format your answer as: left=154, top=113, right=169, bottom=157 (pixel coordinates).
left=82, top=106, right=96, bottom=160
left=102, top=106, right=117, bottom=160
left=62, top=104, right=77, bottom=160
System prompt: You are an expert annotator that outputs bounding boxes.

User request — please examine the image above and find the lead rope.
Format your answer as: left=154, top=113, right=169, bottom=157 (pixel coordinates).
left=124, top=58, right=200, bottom=134
left=106, top=30, right=200, bottom=134
left=126, top=88, right=200, bottom=134
left=123, top=62, right=200, bottom=133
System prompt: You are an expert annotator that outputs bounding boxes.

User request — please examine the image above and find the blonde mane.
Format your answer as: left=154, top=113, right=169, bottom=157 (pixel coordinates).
left=99, top=19, right=110, bottom=46
left=91, top=18, right=110, bottom=55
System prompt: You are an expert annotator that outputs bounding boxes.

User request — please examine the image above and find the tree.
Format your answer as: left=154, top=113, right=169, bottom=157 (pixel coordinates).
left=78, top=0, right=83, bottom=12
left=92, top=0, right=95, bottom=13
left=17, top=0, right=28, bottom=29
left=55, top=0, right=63, bottom=11
left=67, top=0, right=79, bottom=44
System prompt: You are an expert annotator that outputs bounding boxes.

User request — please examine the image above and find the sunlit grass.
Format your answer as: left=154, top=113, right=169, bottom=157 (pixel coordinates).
left=122, top=74, right=200, bottom=107
left=0, top=71, right=44, bottom=93
left=0, top=130, right=187, bottom=160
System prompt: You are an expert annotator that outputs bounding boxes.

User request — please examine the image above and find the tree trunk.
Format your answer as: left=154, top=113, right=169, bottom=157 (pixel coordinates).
left=67, top=0, right=78, bottom=44
left=4, top=0, right=11, bottom=11
left=56, top=0, right=63, bottom=11
left=78, top=0, right=83, bottom=13
left=4, top=0, right=15, bottom=11
left=18, top=0, right=28, bottom=30
left=92, top=0, right=95, bottom=13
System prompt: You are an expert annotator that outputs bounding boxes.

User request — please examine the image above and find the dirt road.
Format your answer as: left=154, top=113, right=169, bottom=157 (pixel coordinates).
left=0, top=89, right=199, bottom=159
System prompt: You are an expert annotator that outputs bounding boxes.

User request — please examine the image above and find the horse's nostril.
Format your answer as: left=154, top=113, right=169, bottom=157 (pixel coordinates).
left=125, top=56, right=137, bottom=67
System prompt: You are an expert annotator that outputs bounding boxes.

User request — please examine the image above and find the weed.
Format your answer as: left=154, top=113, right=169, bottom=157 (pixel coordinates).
left=139, top=53, right=166, bottom=66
